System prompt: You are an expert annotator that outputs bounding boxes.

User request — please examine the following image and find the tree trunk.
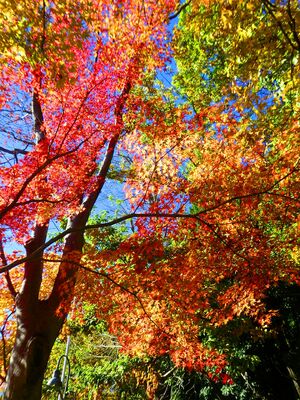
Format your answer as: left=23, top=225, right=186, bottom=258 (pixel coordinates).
left=3, top=217, right=86, bottom=399
left=4, top=297, right=63, bottom=400
left=3, top=79, right=130, bottom=400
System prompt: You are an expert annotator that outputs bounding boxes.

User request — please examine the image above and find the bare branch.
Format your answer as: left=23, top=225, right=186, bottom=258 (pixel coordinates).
left=0, top=146, right=28, bottom=156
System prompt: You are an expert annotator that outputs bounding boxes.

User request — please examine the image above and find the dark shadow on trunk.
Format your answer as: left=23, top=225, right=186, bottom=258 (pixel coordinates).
left=4, top=298, right=64, bottom=400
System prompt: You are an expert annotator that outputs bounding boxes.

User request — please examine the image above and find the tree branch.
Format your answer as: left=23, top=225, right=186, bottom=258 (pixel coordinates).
left=0, top=134, right=96, bottom=222
left=20, top=223, right=49, bottom=303
left=32, top=89, right=45, bottom=142
left=262, top=0, right=298, bottom=51
left=286, top=0, right=300, bottom=52
left=48, top=77, right=132, bottom=309
left=18, top=86, right=49, bottom=304
left=0, top=146, right=28, bottom=156
left=169, top=0, right=192, bottom=20
left=0, top=239, right=17, bottom=298
left=42, top=258, right=170, bottom=335
left=0, top=165, right=298, bottom=275
left=82, top=79, right=132, bottom=214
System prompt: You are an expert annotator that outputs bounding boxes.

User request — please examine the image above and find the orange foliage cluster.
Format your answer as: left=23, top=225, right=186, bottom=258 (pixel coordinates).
left=0, top=0, right=299, bottom=386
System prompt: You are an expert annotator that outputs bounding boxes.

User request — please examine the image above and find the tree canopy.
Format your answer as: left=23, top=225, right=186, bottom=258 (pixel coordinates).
left=0, top=1, right=299, bottom=399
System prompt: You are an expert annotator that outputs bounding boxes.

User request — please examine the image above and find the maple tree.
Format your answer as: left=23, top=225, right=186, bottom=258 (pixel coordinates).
left=0, top=0, right=299, bottom=399
left=0, top=1, right=179, bottom=398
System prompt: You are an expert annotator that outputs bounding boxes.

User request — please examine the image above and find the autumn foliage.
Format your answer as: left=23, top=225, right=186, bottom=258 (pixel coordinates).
left=0, top=0, right=299, bottom=398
